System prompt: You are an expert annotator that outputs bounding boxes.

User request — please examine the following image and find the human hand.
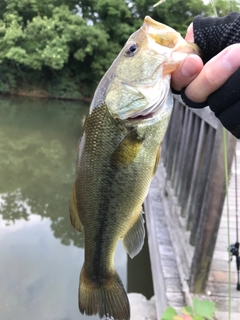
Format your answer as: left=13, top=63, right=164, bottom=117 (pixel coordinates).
left=172, top=22, right=240, bottom=101
left=171, top=20, right=240, bottom=138
left=172, top=43, right=240, bottom=103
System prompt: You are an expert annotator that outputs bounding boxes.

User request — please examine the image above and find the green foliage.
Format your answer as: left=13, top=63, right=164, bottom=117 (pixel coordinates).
left=131, top=0, right=212, bottom=36
left=0, top=0, right=237, bottom=98
left=192, top=298, right=215, bottom=320
left=210, top=0, right=240, bottom=17
left=47, top=70, right=83, bottom=100
left=161, top=307, right=177, bottom=320
left=0, top=0, right=110, bottom=97
left=161, top=298, right=216, bottom=320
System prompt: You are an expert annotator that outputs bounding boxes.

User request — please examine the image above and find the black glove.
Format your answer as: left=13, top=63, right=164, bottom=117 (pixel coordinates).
left=182, top=69, right=240, bottom=138
left=181, top=12, right=240, bottom=138
left=193, top=12, right=240, bottom=64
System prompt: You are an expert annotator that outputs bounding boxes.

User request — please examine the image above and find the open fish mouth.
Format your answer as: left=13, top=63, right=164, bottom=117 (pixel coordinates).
left=115, top=63, right=171, bottom=123
left=119, top=76, right=171, bottom=123
left=125, top=95, right=170, bottom=123
left=127, top=100, right=163, bottom=120
left=128, top=112, right=154, bottom=121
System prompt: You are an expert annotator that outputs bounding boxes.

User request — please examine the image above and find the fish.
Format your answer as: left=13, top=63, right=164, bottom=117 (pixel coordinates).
left=69, top=16, right=200, bottom=320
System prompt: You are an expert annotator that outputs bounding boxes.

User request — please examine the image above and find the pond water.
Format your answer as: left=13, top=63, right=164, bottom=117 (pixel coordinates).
left=0, top=96, right=153, bottom=320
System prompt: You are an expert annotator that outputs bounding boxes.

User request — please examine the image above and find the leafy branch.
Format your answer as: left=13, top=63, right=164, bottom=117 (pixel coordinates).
left=161, top=298, right=216, bottom=320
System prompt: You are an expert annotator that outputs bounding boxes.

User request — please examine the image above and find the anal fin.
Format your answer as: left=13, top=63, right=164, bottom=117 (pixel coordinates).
left=69, top=185, right=83, bottom=233
left=123, top=208, right=145, bottom=259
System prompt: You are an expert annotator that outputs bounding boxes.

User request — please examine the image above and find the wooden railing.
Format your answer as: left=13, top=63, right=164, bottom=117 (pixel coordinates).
left=158, top=96, right=237, bottom=293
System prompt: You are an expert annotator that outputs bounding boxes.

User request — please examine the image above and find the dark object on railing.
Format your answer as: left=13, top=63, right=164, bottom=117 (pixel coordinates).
left=229, top=242, right=240, bottom=291
left=160, top=96, right=237, bottom=293
left=229, top=152, right=240, bottom=291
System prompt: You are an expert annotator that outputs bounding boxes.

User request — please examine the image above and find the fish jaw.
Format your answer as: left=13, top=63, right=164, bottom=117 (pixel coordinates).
left=143, top=15, right=200, bottom=56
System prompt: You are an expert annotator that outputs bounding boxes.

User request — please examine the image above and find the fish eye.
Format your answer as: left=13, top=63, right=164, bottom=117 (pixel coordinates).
left=125, top=43, right=138, bottom=56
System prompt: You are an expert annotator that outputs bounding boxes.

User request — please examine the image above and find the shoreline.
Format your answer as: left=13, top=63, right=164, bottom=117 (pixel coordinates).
left=0, top=90, right=92, bottom=103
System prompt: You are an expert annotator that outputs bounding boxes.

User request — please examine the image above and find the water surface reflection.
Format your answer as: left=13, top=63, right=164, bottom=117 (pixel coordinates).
left=0, top=97, right=127, bottom=320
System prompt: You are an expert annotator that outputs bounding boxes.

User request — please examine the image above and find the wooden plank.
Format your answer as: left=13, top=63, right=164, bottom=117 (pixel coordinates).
left=166, top=292, right=185, bottom=306
left=144, top=184, right=168, bottom=317
left=145, top=175, right=190, bottom=317
left=179, top=115, right=201, bottom=216
left=159, top=167, right=194, bottom=272
left=208, top=296, right=240, bottom=312
left=162, top=101, right=183, bottom=181
left=208, top=270, right=238, bottom=283
left=215, top=311, right=240, bottom=320
left=164, top=278, right=183, bottom=293
left=162, top=266, right=181, bottom=278
left=173, top=95, right=218, bottom=129
left=190, top=125, right=215, bottom=245
left=189, top=126, right=237, bottom=293
left=168, top=105, right=184, bottom=185
left=214, top=227, right=238, bottom=235
left=184, top=121, right=206, bottom=228
left=157, top=166, right=194, bottom=307
left=170, top=106, right=187, bottom=190
left=215, top=241, right=236, bottom=252
left=219, top=220, right=239, bottom=229
left=211, top=259, right=237, bottom=272
left=174, top=108, right=190, bottom=195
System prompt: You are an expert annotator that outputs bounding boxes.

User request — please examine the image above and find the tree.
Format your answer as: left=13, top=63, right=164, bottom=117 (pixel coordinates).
left=0, top=0, right=233, bottom=99
left=209, top=0, right=240, bottom=17
left=130, top=0, right=212, bottom=36
left=0, top=0, right=110, bottom=98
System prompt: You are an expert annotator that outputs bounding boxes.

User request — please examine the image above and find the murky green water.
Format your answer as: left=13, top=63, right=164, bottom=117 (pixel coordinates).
left=0, top=96, right=128, bottom=320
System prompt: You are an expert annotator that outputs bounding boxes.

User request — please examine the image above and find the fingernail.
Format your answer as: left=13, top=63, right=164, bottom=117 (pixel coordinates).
left=181, top=59, right=197, bottom=77
left=222, top=49, right=239, bottom=71
left=187, top=22, right=193, bottom=33
left=185, top=23, right=194, bottom=42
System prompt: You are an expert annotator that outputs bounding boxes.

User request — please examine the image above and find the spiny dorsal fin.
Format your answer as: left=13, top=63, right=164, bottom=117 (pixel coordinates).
left=123, top=208, right=145, bottom=259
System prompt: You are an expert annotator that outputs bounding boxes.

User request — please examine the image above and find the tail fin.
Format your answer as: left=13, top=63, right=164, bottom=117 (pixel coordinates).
left=79, top=264, right=130, bottom=320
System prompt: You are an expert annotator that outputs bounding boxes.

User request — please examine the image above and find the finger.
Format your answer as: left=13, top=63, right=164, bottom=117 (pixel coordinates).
left=185, top=23, right=194, bottom=42
left=171, top=54, right=203, bottom=91
left=185, top=44, right=240, bottom=102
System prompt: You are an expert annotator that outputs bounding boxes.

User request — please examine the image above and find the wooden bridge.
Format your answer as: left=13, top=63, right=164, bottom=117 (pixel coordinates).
left=145, top=96, right=240, bottom=320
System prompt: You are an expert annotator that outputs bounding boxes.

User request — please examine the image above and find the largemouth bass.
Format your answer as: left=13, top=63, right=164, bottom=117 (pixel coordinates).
left=69, top=16, right=200, bottom=320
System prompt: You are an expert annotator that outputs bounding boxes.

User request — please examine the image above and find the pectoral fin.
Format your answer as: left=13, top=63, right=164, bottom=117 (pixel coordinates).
left=123, top=208, right=145, bottom=259
left=69, top=185, right=83, bottom=232
left=153, top=143, right=161, bottom=175
left=110, top=129, right=144, bottom=169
